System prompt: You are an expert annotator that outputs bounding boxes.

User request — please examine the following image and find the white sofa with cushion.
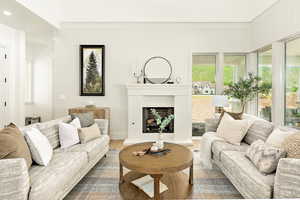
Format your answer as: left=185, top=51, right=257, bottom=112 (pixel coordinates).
left=204, top=114, right=300, bottom=199
left=0, top=115, right=109, bottom=200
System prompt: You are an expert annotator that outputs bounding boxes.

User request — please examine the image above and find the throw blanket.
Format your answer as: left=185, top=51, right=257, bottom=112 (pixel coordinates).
left=200, top=132, right=224, bottom=169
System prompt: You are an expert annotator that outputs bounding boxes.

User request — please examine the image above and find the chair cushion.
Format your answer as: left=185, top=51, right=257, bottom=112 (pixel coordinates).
left=244, top=119, right=274, bottom=145
left=29, top=151, right=88, bottom=200
left=221, top=151, right=275, bottom=199
left=212, top=140, right=249, bottom=161
left=55, top=135, right=109, bottom=162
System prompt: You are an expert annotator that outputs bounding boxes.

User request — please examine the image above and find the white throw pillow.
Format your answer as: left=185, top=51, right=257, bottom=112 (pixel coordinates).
left=59, top=120, right=80, bottom=149
left=24, top=128, right=53, bottom=166
left=217, top=113, right=254, bottom=145
left=266, top=128, right=296, bottom=148
left=70, top=117, right=81, bottom=129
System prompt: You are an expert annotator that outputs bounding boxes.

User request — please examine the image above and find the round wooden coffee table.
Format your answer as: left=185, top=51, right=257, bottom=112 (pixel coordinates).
left=119, top=142, right=193, bottom=200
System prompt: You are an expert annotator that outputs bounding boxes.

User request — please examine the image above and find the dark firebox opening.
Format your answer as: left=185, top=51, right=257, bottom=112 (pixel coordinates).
left=142, top=107, right=174, bottom=133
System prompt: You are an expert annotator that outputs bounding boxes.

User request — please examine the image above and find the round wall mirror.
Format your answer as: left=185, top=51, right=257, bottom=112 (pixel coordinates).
left=143, top=56, right=172, bottom=84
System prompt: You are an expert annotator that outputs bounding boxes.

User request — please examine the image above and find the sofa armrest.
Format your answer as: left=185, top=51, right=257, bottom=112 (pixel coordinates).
left=95, top=119, right=109, bottom=135
left=274, top=158, right=300, bottom=198
left=0, top=158, right=30, bottom=200
left=204, top=118, right=219, bottom=132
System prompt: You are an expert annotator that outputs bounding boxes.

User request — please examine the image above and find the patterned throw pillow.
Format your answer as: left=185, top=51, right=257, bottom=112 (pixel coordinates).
left=282, top=133, right=300, bottom=159
left=244, top=120, right=274, bottom=145
left=71, top=112, right=95, bottom=127
left=246, top=140, right=286, bottom=174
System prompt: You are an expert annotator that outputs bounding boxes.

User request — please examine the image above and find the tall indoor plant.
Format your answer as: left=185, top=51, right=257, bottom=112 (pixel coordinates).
left=224, top=73, right=271, bottom=113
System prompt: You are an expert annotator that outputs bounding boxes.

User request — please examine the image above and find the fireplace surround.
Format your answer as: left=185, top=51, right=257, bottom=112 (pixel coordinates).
left=125, top=84, right=192, bottom=145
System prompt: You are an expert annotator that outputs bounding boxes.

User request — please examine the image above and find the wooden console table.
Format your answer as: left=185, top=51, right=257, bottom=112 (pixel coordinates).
left=68, top=106, right=110, bottom=133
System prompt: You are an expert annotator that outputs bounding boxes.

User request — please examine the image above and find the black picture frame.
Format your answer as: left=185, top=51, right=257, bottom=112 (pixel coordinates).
left=80, top=45, right=105, bottom=96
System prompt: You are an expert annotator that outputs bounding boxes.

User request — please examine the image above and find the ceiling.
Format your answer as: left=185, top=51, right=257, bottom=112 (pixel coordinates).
left=60, top=0, right=279, bottom=23
left=0, top=0, right=56, bottom=43
left=2, top=0, right=280, bottom=29
left=0, top=0, right=280, bottom=43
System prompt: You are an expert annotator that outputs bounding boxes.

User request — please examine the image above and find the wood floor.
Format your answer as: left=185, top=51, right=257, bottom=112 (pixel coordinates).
left=109, top=139, right=201, bottom=151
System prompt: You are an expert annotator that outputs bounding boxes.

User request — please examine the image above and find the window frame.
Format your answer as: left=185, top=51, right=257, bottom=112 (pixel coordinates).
left=192, top=53, right=218, bottom=96
left=284, top=37, right=300, bottom=127
left=257, top=46, right=272, bottom=120
left=223, top=53, right=247, bottom=86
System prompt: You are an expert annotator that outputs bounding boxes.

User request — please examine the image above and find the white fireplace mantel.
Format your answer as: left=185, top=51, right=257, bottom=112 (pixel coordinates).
left=124, top=84, right=192, bottom=145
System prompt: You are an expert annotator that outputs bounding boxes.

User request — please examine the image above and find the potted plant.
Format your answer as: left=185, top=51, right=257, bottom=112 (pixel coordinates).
left=150, top=108, right=174, bottom=149
left=224, top=73, right=271, bottom=113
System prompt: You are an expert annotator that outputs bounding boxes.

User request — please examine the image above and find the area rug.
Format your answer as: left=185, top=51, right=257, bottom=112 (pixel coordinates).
left=65, top=149, right=242, bottom=200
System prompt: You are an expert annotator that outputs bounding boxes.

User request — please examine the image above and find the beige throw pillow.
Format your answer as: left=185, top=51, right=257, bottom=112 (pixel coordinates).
left=281, top=133, right=300, bottom=158
left=78, top=123, right=101, bottom=144
left=0, top=123, right=32, bottom=168
left=217, top=113, right=253, bottom=145
left=266, top=128, right=296, bottom=148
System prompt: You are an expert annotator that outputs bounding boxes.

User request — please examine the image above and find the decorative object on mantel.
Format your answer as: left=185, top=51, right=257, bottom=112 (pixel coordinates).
left=175, top=76, right=182, bottom=84
left=213, top=95, right=229, bottom=113
left=133, top=68, right=143, bottom=84
left=224, top=73, right=271, bottom=113
left=80, top=45, right=105, bottom=96
left=150, top=108, right=174, bottom=149
left=143, top=56, right=173, bottom=84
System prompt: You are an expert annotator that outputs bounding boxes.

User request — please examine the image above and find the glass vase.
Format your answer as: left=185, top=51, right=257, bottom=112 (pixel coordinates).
left=155, top=131, right=164, bottom=149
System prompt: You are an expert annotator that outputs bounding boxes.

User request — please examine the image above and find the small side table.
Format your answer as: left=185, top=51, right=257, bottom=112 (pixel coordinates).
left=25, top=116, right=41, bottom=125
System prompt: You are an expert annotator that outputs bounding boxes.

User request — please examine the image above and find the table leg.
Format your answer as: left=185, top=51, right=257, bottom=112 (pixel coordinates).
left=119, top=163, right=124, bottom=184
left=151, top=174, right=162, bottom=200
left=189, top=162, right=193, bottom=185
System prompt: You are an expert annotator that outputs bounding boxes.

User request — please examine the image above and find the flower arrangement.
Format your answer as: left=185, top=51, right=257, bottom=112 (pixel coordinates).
left=150, top=108, right=174, bottom=149
left=150, top=108, right=174, bottom=133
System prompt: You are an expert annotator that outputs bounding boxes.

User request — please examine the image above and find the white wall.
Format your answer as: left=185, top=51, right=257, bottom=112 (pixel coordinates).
left=25, top=42, right=53, bottom=122
left=53, top=22, right=250, bottom=139
left=250, top=0, right=300, bottom=50
left=0, top=24, right=26, bottom=126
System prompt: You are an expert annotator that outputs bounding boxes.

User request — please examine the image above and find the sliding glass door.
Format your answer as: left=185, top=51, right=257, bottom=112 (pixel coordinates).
left=192, top=54, right=216, bottom=136
left=258, top=48, right=272, bottom=121
left=285, top=38, right=300, bottom=128
left=224, top=55, right=246, bottom=89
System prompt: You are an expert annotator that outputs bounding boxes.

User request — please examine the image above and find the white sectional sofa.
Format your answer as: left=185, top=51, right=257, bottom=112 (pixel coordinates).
left=0, top=115, right=110, bottom=200
left=205, top=114, right=300, bottom=199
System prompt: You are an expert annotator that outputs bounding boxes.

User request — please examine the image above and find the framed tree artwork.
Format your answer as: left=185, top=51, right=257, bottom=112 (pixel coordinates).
left=80, top=45, right=105, bottom=96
